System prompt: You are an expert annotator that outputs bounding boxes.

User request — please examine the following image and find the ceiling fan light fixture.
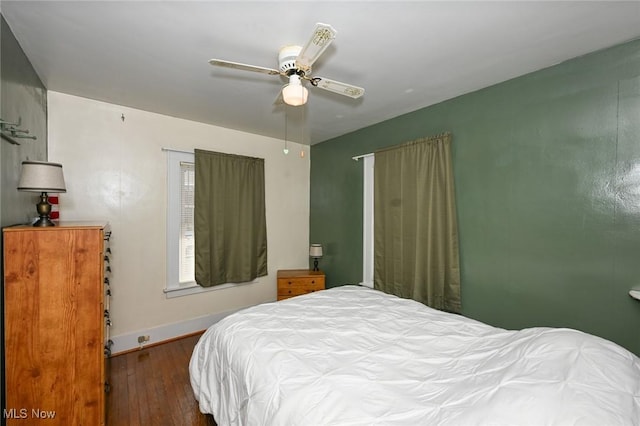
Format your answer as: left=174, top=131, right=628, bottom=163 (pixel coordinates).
left=282, top=74, right=308, bottom=106
left=282, top=85, right=308, bottom=106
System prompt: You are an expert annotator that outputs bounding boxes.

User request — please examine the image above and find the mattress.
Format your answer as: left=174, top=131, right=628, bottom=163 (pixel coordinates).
left=190, top=285, right=640, bottom=425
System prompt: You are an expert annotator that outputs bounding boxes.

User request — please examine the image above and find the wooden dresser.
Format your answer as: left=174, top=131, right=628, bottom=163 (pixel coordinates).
left=3, top=222, right=111, bottom=425
left=277, top=269, right=325, bottom=301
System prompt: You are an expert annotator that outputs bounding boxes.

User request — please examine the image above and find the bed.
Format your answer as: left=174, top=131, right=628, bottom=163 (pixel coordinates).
left=189, top=285, right=640, bottom=425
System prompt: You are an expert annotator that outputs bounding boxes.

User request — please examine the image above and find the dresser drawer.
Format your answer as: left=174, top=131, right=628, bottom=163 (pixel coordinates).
left=277, top=271, right=325, bottom=300
left=278, top=278, right=324, bottom=295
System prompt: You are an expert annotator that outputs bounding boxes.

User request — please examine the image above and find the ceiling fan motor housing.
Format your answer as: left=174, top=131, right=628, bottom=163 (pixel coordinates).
left=279, top=45, right=306, bottom=75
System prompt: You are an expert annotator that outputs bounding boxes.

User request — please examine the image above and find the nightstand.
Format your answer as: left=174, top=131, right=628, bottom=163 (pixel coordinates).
left=277, top=269, right=325, bottom=301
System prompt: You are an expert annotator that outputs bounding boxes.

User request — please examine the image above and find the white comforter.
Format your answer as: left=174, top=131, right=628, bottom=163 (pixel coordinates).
left=190, top=285, right=640, bottom=426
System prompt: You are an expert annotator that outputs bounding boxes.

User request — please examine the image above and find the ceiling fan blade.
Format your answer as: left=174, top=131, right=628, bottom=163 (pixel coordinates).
left=209, top=59, right=281, bottom=76
left=295, top=23, right=337, bottom=72
left=313, top=77, right=365, bottom=99
left=273, top=86, right=285, bottom=105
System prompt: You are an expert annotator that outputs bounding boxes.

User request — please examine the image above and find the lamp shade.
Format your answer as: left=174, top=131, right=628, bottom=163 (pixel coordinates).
left=282, top=74, right=309, bottom=106
left=309, top=244, right=323, bottom=258
left=17, top=161, right=67, bottom=193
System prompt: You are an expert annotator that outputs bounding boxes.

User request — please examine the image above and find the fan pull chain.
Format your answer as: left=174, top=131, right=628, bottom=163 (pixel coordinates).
left=300, top=103, right=306, bottom=158
left=283, top=106, right=289, bottom=155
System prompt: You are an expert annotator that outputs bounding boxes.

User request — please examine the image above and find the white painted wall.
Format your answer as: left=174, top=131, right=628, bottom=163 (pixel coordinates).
left=47, top=91, right=310, bottom=349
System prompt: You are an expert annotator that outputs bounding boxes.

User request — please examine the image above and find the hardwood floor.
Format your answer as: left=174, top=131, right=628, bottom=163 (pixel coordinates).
left=107, top=333, right=217, bottom=426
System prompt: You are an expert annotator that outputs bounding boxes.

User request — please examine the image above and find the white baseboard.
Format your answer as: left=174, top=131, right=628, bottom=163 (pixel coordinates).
left=110, top=309, right=239, bottom=355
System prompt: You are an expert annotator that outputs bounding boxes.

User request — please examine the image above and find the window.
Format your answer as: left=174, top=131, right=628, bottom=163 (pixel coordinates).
left=361, top=154, right=375, bottom=288
left=165, top=149, right=247, bottom=297
left=166, top=150, right=198, bottom=297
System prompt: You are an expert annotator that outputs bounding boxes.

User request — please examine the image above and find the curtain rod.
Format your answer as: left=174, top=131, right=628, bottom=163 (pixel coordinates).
left=161, top=147, right=194, bottom=154
left=352, top=153, right=374, bottom=161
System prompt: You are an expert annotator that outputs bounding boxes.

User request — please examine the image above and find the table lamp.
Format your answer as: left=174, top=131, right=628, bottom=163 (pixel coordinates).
left=309, top=244, right=323, bottom=271
left=17, top=161, right=67, bottom=227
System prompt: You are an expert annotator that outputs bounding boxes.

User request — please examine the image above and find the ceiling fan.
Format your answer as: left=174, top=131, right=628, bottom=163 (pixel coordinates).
left=209, top=23, right=365, bottom=106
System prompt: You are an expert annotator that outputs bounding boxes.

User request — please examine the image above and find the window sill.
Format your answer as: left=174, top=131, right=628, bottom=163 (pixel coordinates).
left=164, top=280, right=257, bottom=299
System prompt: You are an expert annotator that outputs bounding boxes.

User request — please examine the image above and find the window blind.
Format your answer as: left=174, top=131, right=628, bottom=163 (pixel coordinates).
left=179, top=161, right=195, bottom=283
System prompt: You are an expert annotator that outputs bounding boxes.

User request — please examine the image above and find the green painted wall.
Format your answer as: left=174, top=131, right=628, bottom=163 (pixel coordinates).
left=1, top=14, right=48, bottom=417
left=1, top=14, right=48, bottom=228
left=310, top=39, right=640, bottom=355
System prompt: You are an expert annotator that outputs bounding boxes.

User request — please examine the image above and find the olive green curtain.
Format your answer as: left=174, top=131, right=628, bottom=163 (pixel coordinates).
left=374, top=133, right=461, bottom=312
left=194, top=149, right=267, bottom=287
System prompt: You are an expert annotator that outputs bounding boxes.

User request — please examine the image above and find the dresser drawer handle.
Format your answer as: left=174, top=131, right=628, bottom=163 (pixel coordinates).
left=311, top=280, right=315, bottom=284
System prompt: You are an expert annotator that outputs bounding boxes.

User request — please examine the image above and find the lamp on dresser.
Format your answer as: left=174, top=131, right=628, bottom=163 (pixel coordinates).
left=17, top=160, right=66, bottom=227
left=309, top=243, right=323, bottom=271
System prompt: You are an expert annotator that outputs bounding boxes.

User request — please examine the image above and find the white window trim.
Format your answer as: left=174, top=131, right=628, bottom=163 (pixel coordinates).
left=164, top=148, right=254, bottom=298
left=361, top=154, right=375, bottom=288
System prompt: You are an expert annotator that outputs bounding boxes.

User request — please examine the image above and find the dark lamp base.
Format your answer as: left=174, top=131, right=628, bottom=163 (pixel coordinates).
left=33, top=191, right=56, bottom=227
left=33, top=217, right=56, bottom=227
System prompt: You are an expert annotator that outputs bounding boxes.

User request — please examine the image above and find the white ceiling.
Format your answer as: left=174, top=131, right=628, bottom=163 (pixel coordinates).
left=2, top=1, right=639, bottom=145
